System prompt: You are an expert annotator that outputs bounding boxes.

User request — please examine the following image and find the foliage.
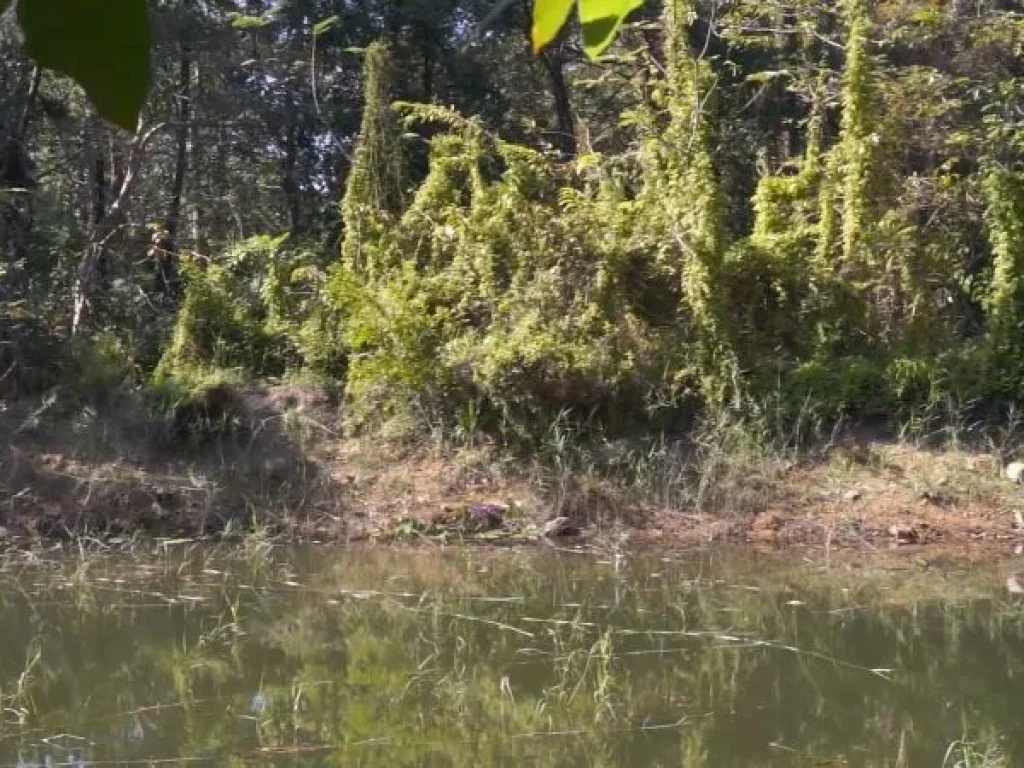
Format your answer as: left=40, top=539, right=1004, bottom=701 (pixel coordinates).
left=339, top=41, right=403, bottom=275
left=154, top=235, right=307, bottom=382
left=8, top=0, right=1024, bottom=453
left=982, top=166, right=1024, bottom=398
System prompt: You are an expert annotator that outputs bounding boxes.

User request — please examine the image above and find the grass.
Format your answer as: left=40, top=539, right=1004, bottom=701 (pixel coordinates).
left=2, top=376, right=1024, bottom=552
left=944, top=736, right=1009, bottom=768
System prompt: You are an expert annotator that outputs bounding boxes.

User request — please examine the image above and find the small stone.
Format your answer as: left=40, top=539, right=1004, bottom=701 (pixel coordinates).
left=842, top=489, right=862, bottom=503
left=1006, top=461, right=1024, bottom=483
left=542, top=516, right=578, bottom=538
left=1014, top=511, right=1024, bottom=531
left=468, top=502, right=506, bottom=532
left=888, top=523, right=919, bottom=544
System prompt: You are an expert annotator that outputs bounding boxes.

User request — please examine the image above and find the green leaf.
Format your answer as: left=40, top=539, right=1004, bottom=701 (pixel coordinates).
left=578, top=0, right=642, bottom=59
left=532, top=0, right=576, bottom=53
left=313, top=15, right=339, bottom=36
left=17, top=0, right=151, bottom=130
left=0, top=0, right=10, bottom=16
left=228, top=12, right=271, bottom=29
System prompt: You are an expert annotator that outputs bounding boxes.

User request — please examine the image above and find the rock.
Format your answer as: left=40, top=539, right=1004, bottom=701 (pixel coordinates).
left=1014, top=511, right=1024, bottom=531
left=842, top=489, right=862, bottom=503
left=467, top=502, right=506, bottom=532
left=542, top=516, right=579, bottom=538
left=1006, top=461, right=1024, bottom=483
left=888, top=523, right=919, bottom=544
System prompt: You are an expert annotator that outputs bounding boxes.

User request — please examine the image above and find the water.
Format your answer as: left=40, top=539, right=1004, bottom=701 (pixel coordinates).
left=0, top=544, right=1021, bottom=766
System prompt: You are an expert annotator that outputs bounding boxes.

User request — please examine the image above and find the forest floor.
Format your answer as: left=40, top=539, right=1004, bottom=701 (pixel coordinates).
left=2, top=384, right=1024, bottom=559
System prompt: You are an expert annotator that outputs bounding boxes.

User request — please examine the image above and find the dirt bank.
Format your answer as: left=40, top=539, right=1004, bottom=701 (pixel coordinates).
left=2, top=386, right=1024, bottom=557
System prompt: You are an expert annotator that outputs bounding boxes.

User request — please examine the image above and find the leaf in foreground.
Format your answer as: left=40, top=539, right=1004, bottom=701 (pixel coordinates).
left=17, top=0, right=152, bottom=130
left=578, top=0, right=643, bottom=58
left=532, top=0, right=575, bottom=53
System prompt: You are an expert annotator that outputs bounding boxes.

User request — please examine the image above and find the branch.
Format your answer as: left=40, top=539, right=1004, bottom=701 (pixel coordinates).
left=99, top=120, right=167, bottom=232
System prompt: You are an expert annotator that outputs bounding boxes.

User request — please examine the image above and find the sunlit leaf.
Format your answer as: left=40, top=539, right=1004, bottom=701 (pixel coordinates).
left=532, top=0, right=575, bottom=53
left=18, top=0, right=151, bottom=130
left=578, top=0, right=643, bottom=59
left=745, top=70, right=791, bottom=84
left=313, top=15, right=339, bottom=36
left=228, top=12, right=271, bottom=29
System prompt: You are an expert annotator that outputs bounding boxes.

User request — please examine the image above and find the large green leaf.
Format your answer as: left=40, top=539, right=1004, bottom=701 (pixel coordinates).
left=577, top=0, right=642, bottom=58
left=17, top=0, right=152, bottom=130
left=532, top=0, right=575, bottom=53
left=531, top=0, right=642, bottom=59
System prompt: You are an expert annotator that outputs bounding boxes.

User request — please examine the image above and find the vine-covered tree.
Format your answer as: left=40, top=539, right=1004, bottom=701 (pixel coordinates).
left=5, top=0, right=1024, bottom=438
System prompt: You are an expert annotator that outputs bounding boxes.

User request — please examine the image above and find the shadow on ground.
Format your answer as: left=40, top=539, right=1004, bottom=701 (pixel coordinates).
left=0, top=384, right=350, bottom=540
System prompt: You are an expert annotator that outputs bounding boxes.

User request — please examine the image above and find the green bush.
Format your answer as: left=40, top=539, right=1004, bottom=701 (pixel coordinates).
left=155, top=235, right=317, bottom=382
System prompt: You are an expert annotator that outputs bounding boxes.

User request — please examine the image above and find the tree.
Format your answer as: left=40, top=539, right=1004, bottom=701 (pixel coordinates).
left=4, top=0, right=646, bottom=133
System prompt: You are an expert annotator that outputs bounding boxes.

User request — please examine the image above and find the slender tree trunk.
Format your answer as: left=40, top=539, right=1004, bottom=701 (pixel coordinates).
left=282, top=113, right=301, bottom=235
left=420, top=27, right=434, bottom=101
left=166, top=45, right=191, bottom=255
left=1, top=64, right=41, bottom=259
left=540, top=47, right=576, bottom=158
left=189, top=59, right=204, bottom=253
left=516, top=2, right=576, bottom=159
left=91, top=143, right=106, bottom=227
left=15, top=65, right=40, bottom=142
left=161, top=44, right=192, bottom=298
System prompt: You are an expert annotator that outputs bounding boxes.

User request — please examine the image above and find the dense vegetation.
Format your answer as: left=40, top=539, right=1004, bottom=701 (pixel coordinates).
left=4, top=0, right=1024, bottom=449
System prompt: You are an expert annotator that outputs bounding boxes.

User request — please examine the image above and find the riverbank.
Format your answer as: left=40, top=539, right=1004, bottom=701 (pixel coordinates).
left=2, top=384, right=1024, bottom=557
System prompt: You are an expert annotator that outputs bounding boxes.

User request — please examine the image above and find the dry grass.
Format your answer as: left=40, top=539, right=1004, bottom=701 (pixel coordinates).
left=2, top=385, right=1024, bottom=554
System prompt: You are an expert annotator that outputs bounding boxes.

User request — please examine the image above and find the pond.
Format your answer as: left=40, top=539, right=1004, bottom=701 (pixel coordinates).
left=0, top=542, right=1021, bottom=766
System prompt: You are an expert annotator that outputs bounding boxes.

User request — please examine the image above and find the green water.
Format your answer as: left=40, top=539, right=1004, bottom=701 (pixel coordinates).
left=0, top=544, right=1021, bottom=766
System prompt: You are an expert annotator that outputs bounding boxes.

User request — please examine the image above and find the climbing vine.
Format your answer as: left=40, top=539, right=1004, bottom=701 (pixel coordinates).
left=339, top=42, right=404, bottom=277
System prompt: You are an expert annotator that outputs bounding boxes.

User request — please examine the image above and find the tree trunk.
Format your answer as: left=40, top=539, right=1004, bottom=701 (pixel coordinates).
left=282, top=108, right=301, bottom=235
left=162, top=44, right=192, bottom=297
left=540, top=46, right=577, bottom=159
left=189, top=58, right=204, bottom=253
left=71, top=122, right=165, bottom=334
left=0, top=64, right=41, bottom=259
left=166, top=45, right=191, bottom=255
left=516, top=1, right=576, bottom=159
left=421, top=27, right=434, bottom=101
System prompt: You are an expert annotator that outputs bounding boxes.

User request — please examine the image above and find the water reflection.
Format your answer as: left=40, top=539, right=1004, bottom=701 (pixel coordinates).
left=0, top=546, right=1020, bottom=766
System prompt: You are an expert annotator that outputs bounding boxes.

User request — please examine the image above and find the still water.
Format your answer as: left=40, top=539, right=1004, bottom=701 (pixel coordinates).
left=0, top=543, right=1021, bottom=766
